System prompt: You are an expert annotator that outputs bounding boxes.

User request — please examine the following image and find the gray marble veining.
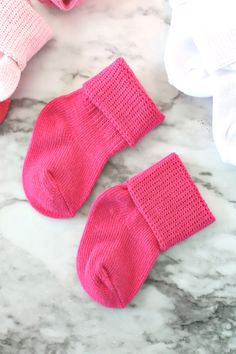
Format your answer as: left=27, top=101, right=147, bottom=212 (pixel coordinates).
left=0, top=0, right=236, bottom=353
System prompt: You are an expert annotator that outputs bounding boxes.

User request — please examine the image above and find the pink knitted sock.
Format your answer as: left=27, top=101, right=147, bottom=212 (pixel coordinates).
left=0, top=99, right=11, bottom=124
left=23, top=58, right=165, bottom=218
left=77, top=153, right=215, bottom=308
left=0, top=0, right=53, bottom=101
left=39, top=0, right=81, bottom=11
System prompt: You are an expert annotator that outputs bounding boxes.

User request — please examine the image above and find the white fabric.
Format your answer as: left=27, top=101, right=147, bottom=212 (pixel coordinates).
left=189, top=0, right=236, bottom=73
left=212, top=67, right=236, bottom=166
left=165, top=0, right=236, bottom=166
left=164, top=5, right=213, bottom=97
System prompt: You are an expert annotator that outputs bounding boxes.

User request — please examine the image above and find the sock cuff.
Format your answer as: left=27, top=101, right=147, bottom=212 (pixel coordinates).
left=127, top=153, right=215, bottom=252
left=193, top=29, right=236, bottom=73
left=186, top=0, right=236, bottom=72
left=83, top=58, right=165, bottom=147
left=0, top=0, right=53, bottom=70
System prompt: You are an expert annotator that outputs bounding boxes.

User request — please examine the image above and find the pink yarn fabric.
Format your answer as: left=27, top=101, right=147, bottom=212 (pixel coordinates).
left=23, top=58, right=165, bottom=218
left=39, top=0, right=81, bottom=11
left=0, top=99, right=11, bottom=124
left=77, top=153, right=215, bottom=308
left=0, top=0, right=53, bottom=101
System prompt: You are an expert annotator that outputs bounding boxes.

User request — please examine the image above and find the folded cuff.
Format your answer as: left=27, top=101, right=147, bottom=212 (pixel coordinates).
left=83, top=58, right=165, bottom=147
left=188, top=0, right=236, bottom=72
left=193, top=29, right=236, bottom=73
left=127, top=153, right=215, bottom=252
left=0, top=0, right=53, bottom=70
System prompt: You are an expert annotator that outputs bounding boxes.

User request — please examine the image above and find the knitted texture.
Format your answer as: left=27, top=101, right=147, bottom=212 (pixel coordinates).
left=77, top=153, right=215, bottom=308
left=39, top=0, right=81, bottom=11
left=0, top=54, right=21, bottom=102
left=23, top=58, right=164, bottom=218
left=0, top=0, right=53, bottom=101
left=128, top=153, right=215, bottom=251
left=186, top=0, right=236, bottom=73
left=83, top=59, right=163, bottom=146
left=0, top=99, right=11, bottom=124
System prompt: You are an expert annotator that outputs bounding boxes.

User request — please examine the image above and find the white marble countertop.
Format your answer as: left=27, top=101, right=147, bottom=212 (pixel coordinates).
left=1, top=0, right=236, bottom=353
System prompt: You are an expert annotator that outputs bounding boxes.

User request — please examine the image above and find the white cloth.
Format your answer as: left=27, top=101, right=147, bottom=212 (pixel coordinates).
left=165, top=0, right=236, bottom=166
left=164, top=3, right=213, bottom=97
left=213, top=67, right=236, bottom=165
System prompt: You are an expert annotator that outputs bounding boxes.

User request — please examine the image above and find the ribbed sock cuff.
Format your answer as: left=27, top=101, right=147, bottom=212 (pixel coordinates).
left=127, top=153, right=215, bottom=252
left=193, top=29, right=236, bottom=73
left=0, top=0, right=53, bottom=70
left=83, top=58, right=165, bottom=147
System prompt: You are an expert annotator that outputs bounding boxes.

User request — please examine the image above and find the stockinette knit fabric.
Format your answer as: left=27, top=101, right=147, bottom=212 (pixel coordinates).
left=0, top=0, right=53, bottom=101
left=77, top=153, right=215, bottom=308
left=23, top=58, right=165, bottom=218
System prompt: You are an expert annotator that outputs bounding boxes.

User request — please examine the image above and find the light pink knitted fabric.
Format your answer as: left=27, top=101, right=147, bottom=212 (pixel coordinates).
left=77, top=153, right=215, bottom=308
left=23, top=58, right=165, bottom=218
left=0, top=0, right=53, bottom=101
left=39, top=0, right=81, bottom=11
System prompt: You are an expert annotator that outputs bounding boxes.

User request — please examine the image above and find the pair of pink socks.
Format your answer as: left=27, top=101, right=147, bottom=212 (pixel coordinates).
left=23, top=58, right=215, bottom=307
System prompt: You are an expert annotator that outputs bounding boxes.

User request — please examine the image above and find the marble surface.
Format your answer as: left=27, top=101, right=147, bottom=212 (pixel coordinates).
left=1, top=0, right=236, bottom=353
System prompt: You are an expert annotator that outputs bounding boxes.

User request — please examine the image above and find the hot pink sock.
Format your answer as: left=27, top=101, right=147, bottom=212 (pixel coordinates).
left=77, top=153, right=215, bottom=308
left=23, top=58, right=164, bottom=218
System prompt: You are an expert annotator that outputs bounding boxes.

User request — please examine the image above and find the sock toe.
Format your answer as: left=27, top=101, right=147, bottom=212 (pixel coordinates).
left=23, top=166, right=74, bottom=218
left=77, top=248, right=125, bottom=308
left=0, top=55, right=21, bottom=101
left=76, top=184, right=160, bottom=308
